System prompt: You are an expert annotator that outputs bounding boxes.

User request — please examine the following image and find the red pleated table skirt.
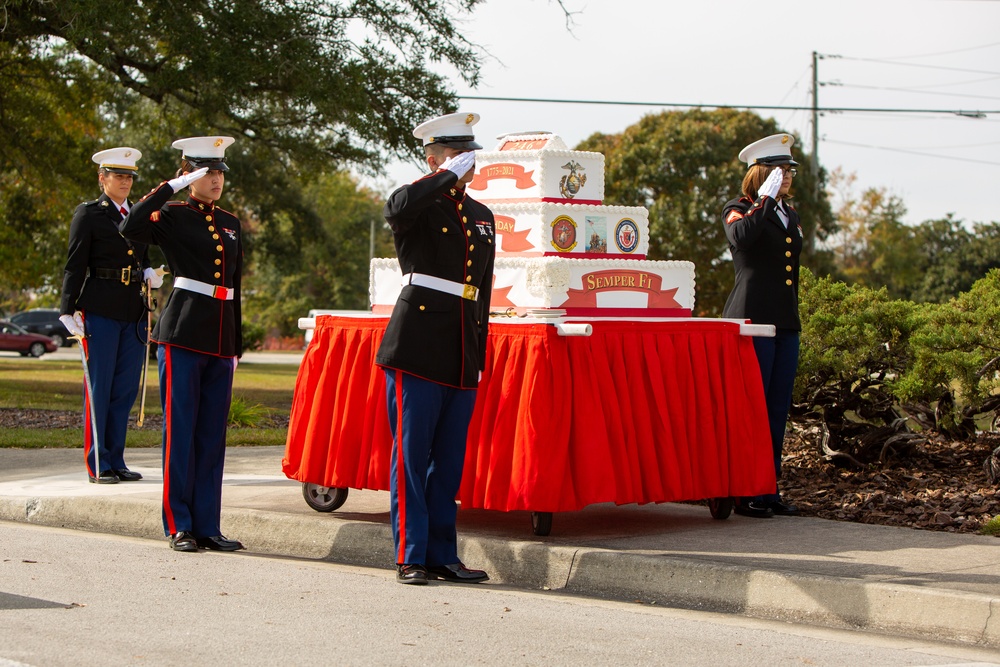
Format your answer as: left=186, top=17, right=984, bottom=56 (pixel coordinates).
left=282, top=316, right=776, bottom=513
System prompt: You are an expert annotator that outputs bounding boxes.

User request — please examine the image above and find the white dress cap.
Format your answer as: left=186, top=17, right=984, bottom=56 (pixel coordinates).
left=738, top=133, right=797, bottom=167
left=171, top=136, right=236, bottom=171
left=92, top=147, right=142, bottom=175
left=412, top=112, right=482, bottom=149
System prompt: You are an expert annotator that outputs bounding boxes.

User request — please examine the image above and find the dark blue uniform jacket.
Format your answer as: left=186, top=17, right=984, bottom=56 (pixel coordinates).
left=721, top=195, right=802, bottom=331
left=376, top=170, right=496, bottom=389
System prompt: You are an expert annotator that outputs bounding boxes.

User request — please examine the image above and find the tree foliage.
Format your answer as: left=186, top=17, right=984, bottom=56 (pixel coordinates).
left=0, top=0, right=485, bottom=313
left=577, top=108, right=834, bottom=316
left=823, top=169, right=1000, bottom=304
left=245, top=171, right=393, bottom=336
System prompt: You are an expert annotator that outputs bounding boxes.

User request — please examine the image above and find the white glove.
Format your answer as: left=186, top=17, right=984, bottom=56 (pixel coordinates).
left=143, top=267, right=164, bottom=289
left=439, top=151, right=476, bottom=178
left=59, top=313, right=85, bottom=337
left=757, top=167, right=784, bottom=200
left=167, top=166, right=209, bottom=193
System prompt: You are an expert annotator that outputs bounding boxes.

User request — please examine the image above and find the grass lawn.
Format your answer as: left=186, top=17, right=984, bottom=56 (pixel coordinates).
left=0, top=357, right=299, bottom=448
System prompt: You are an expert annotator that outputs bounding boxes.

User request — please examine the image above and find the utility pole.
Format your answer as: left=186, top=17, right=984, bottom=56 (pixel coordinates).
left=811, top=51, right=820, bottom=189
left=369, top=219, right=376, bottom=262
left=808, top=51, right=821, bottom=254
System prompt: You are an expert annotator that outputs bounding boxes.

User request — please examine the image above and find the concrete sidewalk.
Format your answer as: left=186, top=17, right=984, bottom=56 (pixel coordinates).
left=1, top=446, right=998, bottom=650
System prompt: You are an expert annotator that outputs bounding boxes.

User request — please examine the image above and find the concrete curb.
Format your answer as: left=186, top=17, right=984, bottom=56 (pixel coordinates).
left=2, top=494, right=998, bottom=649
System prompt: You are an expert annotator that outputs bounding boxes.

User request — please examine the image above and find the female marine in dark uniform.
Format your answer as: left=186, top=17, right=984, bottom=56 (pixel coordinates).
left=120, top=136, right=244, bottom=552
left=59, top=147, right=159, bottom=484
left=721, top=133, right=802, bottom=518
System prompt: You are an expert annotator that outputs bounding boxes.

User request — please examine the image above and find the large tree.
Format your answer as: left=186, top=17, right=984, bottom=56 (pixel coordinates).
left=577, top=108, right=834, bottom=317
left=0, top=0, right=485, bottom=308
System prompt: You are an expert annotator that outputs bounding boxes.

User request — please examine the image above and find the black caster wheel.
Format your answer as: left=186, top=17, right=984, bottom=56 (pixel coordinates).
left=302, top=483, right=348, bottom=512
left=708, top=497, right=734, bottom=520
left=530, top=511, right=552, bottom=536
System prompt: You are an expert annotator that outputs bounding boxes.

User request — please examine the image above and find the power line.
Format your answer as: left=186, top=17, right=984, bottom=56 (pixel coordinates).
left=833, top=82, right=1000, bottom=102
left=458, top=94, right=1000, bottom=117
left=824, top=54, right=1000, bottom=77
left=824, top=138, right=1000, bottom=167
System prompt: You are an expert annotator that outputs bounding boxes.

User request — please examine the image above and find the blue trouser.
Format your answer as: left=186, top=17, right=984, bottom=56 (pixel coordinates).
left=157, top=344, right=234, bottom=537
left=81, top=311, right=145, bottom=476
left=384, top=369, right=477, bottom=567
left=750, top=329, right=800, bottom=503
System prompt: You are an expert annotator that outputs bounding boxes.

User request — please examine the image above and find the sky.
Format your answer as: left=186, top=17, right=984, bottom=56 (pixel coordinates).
left=363, top=0, right=1000, bottom=227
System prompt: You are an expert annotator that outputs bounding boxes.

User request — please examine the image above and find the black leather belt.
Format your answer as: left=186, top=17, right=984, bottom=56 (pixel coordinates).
left=92, top=267, right=134, bottom=284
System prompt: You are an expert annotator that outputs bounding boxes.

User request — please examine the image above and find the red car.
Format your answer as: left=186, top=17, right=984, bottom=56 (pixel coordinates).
left=0, top=320, right=59, bottom=357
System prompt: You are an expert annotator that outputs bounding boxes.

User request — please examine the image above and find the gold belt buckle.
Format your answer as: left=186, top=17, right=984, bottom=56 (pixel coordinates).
left=462, top=284, right=478, bottom=301
left=120, top=266, right=131, bottom=285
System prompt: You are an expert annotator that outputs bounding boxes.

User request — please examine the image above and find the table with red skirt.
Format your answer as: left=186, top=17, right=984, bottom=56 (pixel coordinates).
left=282, top=314, right=776, bottom=528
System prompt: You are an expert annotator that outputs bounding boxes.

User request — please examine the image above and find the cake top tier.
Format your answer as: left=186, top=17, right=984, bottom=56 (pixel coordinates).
left=492, top=132, right=569, bottom=151
left=470, top=132, right=605, bottom=204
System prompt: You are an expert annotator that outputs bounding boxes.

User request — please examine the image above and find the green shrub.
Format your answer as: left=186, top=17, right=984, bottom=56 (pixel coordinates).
left=796, top=268, right=927, bottom=424
left=241, top=320, right=267, bottom=352
left=228, top=395, right=268, bottom=428
left=897, top=269, right=1000, bottom=431
left=980, top=515, right=1000, bottom=537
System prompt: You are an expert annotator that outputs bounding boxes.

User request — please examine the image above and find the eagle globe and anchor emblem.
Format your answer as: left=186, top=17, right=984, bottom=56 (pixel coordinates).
left=559, top=160, right=587, bottom=199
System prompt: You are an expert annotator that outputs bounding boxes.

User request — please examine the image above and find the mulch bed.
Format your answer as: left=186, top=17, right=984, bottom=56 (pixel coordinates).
left=781, top=425, right=1000, bottom=534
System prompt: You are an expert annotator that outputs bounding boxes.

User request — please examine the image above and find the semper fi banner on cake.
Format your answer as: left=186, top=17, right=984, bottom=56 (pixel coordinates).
left=560, top=269, right=685, bottom=311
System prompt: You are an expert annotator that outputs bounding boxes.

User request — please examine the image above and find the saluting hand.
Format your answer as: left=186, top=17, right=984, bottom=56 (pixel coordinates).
left=440, top=151, right=476, bottom=178
left=757, top=167, right=784, bottom=200
left=167, top=167, right=209, bottom=193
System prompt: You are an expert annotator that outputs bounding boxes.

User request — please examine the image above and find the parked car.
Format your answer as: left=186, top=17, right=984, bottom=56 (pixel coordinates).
left=0, top=320, right=59, bottom=357
left=9, top=308, right=72, bottom=347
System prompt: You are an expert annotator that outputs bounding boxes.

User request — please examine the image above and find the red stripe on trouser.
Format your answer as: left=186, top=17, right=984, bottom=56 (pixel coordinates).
left=162, top=346, right=176, bottom=535
left=81, top=332, right=95, bottom=477
left=395, top=370, right=407, bottom=564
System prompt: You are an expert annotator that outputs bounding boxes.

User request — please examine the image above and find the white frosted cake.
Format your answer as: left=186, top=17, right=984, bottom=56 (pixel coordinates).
left=468, top=133, right=604, bottom=204
left=370, top=257, right=695, bottom=316
left=371, top=131, right=696, bottom=316
left=491, top=202, right=649, bottom=257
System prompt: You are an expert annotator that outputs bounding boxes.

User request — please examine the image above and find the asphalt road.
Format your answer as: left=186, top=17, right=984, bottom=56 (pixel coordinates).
left=2, top=522, right=999, bottom=667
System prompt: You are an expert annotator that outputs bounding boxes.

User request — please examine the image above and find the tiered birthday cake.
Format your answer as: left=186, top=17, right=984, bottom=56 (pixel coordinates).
left=370, top=132, right=695, bottom=316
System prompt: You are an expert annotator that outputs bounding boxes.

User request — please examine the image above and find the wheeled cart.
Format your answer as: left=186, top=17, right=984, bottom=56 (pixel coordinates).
left=282, top=314, right=776, bottom=535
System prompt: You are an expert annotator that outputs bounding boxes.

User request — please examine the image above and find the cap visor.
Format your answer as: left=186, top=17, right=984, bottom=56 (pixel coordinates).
left=188, top=159, right=229, bottom=172
left=435, top=140, right=483, bottom=150
left=756, top=156, right=798, bottom=167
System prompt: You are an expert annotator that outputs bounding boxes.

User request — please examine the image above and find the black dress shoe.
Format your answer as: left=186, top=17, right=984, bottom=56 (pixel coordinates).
left=427, top=562, right=490, bottom=583
left=113, top=467, right=143, bottom=482
left=769, top=499, right=800, bottom=516
left=396, top=564, right=429, bottom=585
left=169, top=531, right=198, bottom=552
left=196, top=535, right=245, bottom=551
left=734, top=500, right=774, bottom=518
left=88, top=470, right=119, bottom=484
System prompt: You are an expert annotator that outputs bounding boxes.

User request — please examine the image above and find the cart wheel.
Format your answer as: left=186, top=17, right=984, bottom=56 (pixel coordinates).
left=708, top=497, right=734, bottom=520
left=302, top=483, right=348, bottom=512
left=530, top=511, right=553, bottom=536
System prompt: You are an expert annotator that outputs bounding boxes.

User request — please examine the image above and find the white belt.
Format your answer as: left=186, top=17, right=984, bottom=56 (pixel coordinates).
left=173, top=276, right=234, bottom=300
left=402, top=272, right=479, bottom=301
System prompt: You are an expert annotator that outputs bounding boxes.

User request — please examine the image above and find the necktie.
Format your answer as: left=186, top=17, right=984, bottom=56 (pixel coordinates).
left=120, top=206, right=128, bottom=217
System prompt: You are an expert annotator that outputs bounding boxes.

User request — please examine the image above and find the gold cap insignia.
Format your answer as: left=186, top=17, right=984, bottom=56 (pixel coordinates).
left=781, top=135, right=790, bottom=144
left=465, top=114, right=475, bottom=124
left=214, top=138, right=224, bottom=147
